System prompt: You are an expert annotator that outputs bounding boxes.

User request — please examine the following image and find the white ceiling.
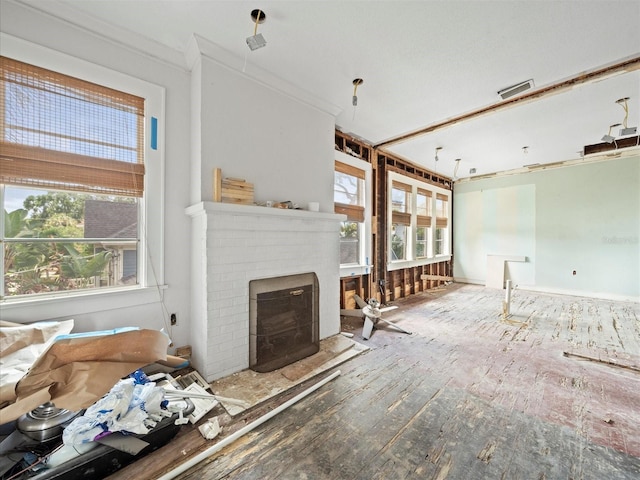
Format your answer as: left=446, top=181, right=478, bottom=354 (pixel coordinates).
left=18, top=0, right=640, bottom=179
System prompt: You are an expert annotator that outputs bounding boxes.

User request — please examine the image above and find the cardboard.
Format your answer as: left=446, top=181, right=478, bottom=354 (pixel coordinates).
left=0, top=328, right=169, bottom=424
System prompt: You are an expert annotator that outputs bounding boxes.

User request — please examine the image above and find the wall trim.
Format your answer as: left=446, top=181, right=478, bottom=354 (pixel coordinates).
left=517, top=285, right=639, bottom=304
left=7, top=0, right=187, bottom=70
left=453, top=279, right=639, bottom=304
left=455, top=147, right=640, bottom=184
left=186, top=34, right=342, bottom=117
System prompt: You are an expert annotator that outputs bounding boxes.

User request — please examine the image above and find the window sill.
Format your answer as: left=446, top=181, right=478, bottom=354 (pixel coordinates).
left=340, top=264, right=372, bottom=278
left=387, top=255, right=451, bottom=272
left=0, top=285, right=167, bottom=324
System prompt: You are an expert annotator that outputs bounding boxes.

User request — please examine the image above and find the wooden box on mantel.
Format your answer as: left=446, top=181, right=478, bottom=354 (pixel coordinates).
left=213, top=168, right=254, bottom=205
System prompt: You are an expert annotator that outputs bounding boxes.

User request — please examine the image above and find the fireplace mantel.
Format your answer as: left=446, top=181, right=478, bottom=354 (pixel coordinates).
left=186, top=201, right=344, bottom=381
left=185, top=201, right=342, bottom=221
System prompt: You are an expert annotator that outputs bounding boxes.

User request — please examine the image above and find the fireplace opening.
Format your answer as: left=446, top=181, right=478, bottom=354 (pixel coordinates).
left=249, top=273, right=319, bottom=373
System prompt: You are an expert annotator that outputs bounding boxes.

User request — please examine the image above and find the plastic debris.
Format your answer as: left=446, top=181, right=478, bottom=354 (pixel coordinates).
left=62, top=372, right=170, bottom=446
left=198, top=416, right=221, bottom=440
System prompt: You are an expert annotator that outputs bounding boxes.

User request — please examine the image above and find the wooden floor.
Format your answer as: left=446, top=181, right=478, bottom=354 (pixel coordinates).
left=109, top=284, right=640, bottom=479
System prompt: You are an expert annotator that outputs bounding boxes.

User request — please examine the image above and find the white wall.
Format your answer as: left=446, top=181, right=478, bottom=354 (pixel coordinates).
left=0, top=2, right=192, bottom=349
left=453, top=154, right=640, bottom=301
left=185, top=38, right=340, bottom=379
left=190, top=40, right=335, bottom=210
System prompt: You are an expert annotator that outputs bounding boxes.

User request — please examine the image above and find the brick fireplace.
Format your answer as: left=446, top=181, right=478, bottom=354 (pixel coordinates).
left=186, top=201, right=343, bottom=381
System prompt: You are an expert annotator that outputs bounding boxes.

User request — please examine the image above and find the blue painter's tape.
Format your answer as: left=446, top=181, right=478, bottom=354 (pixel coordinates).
left=54, top=326, right=139, bottom=341
left=151, top=117, right=158, bottom=150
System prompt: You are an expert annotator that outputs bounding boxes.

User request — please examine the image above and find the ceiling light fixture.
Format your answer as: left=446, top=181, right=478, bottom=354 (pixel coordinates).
left=601, top=123, right=621, bottom=143
left=616, top=97, right=637, bottom=136
left=435, top=147, right=443, bottom=162
left=352, top=78, right=364, bottom=106
left=497, top=79, right=534, bottom=100
left=246, top=9, right=267, bottom=51
left=453, top=158, right=461, bottom=179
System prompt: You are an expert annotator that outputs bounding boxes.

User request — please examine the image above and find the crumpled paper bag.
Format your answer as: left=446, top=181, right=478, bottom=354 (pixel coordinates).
left=0, top=319, right=75, bottom=407
left=0, top=328, right=169, bottom=424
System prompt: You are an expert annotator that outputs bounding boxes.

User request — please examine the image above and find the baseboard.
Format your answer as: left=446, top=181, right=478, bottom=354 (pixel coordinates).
left=453, top=278, right=639, bottom=303
left=517, top=285, right=639, bottom=303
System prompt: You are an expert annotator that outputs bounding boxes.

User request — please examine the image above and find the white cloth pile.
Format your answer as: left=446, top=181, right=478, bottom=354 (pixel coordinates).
left=62, top=377, right=171, bottom=445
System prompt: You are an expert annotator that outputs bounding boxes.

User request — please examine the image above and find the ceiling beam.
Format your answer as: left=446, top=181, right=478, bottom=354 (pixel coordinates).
left=583, top=135, right=640, bottom=155
left=375, top=55, right=640, bottom=149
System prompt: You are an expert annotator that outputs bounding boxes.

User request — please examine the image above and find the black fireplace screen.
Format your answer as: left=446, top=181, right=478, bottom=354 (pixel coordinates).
left=249, top=273, right=319, bottom=373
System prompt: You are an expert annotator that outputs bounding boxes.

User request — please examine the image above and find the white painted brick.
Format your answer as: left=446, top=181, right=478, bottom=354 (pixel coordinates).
left=188, top=202, right=343, bottom=380
left=219, top=304, right=246, bottom=316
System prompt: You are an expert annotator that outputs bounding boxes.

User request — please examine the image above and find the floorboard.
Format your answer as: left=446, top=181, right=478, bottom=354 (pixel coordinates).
left=108, top=284, right=640, bottom=479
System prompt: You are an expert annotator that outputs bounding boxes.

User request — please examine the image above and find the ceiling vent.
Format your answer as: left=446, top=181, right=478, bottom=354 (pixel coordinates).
left=498, top=79, right=534, bottom=100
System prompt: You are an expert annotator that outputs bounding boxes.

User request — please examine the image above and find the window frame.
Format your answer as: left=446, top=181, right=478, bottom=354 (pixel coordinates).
left=335, top=150, right=372, bottom=278
left=0, top=33, right=165, bottom=318
left=387, top=171, right=451, bottom=271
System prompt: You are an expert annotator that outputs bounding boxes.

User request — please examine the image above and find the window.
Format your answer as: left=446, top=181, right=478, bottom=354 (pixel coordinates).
left=417, top=189, right=432, bottom=217
left=339, top=221, right=360, bottom=264
left=416, top=226, right=429, bottom=258
left=390, top=181, right=411, bottom=261
left=436, top=194, right=448, bottom=219
left=434, top=227, right=445, bottom=255
left=0, top=57, right=144, bottom=298
left=387, top=172, right=451, bottom=269
left=0, top=42, right=163, bottom=304
left=391, top=181, right=411, bottom=214
left=435, top=193, right=449, bottom=257
left=335, top=160, right=365, bottom=266
left=3, top=188, right=138, bottom=296
left=391, top=224, right=407, bottom=260
left=416, top=189, right=432, bottom=258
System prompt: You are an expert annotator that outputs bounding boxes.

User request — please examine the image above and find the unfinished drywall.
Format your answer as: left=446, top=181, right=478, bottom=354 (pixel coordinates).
left=454, top=154, right=640, bottom=301
left=454, top=185, right=535, bottom=286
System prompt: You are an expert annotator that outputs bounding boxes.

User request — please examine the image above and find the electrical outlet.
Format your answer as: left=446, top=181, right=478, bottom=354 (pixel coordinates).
left=170, top=313, right=177, bottom=325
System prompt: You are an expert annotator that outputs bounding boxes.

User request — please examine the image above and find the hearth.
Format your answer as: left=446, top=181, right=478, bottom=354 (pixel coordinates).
left=249, top=273, right=319, bottom=373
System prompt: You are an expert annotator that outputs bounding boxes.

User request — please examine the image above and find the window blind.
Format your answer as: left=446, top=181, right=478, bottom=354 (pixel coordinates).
left=335, top=160, right=365, bottom=222
left=335, top=204, right=365, bottom=222
left=335, top=160, right=365, bottom=179
left=0, top=56, right=145, bottom=197
left=392, top=211, right=411, bottom=225
left=417, top=188, right=432, bottom=226
left=391, top=181, right=411, bottom=224
left=436, top=193, right=448, bottom=227
left=392, top=181, right=411, bottom=192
